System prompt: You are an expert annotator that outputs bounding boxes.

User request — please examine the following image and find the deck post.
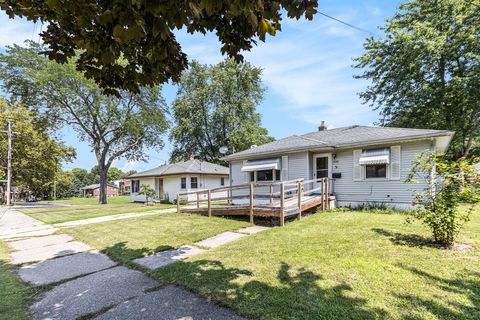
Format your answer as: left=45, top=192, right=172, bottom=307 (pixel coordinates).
left=176, top=193, right=180, bottom=213
left=269, top=184, right=273, bottom=207
left=249, top=184, right=254, bottom=224
left=322, top=178, right=326, bottom=211
left=207, top=189, right=212, bottom=217
left=227, top=188, right=231, bottom=206
left=196, top=192, right=199, bottom=208
left=297, top=181, right=302, bottom=220
left=326, top=178, right=329, bottom=210
left=280, top=182, right=285, bottom=226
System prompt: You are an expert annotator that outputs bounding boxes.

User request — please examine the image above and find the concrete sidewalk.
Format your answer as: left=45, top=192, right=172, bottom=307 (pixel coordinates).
left=1, top=208, right=248, bottom=320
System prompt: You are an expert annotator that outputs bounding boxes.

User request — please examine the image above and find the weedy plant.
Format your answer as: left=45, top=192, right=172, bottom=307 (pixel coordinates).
left=139, top=184, right=156, bottom=206
left=407, top=151, right=479, bottom=245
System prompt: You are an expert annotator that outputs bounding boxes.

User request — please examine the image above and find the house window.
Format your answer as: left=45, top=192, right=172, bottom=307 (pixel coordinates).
left=275, top=170, right=281, bottom=181
left=250, top=172, right=255, bottom=182
left=257, top=169, right=273, bottom=181
left=180, top=177, right=187, bottom=189
left=220, top=177, right=225, bottom=186
left=132, top=180, right=140, bottom=193
left=366, top=164, right=387, bottom=179
left=190, top=177, right=198, bottom=189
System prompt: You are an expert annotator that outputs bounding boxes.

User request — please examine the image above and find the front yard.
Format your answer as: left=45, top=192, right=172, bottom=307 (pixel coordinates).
left=19, top=196, right=176, bottom=224
left=62, top=213, right=250, bottom=263
left=149, top=207, right=479, bottom=320
left=5, top=204, right=479, bottom=319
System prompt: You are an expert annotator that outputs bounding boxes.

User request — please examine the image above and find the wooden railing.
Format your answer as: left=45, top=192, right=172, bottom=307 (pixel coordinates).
left=177, top=178, right=330, bottom=225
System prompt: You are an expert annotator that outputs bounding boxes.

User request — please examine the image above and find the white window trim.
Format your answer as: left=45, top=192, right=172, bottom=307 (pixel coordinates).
left=364, top=163, right=390, bottom=180
left=190, top=176, right=199, bottom=189
left=250, top=169, right=280, bottom=183
left=180, top=176, right=187, bottom=190
left=313, top=153, right=333, bottom=179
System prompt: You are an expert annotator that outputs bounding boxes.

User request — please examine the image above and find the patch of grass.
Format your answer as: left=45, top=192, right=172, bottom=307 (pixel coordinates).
left=19, top=202, right=176, bottom=224
left=154, top=207, right=480, bottom=320
left=41, top=195, right=133, bottom=205
left=0, top=241, right=29, bottom=320
left=62, top=213, right=250, bottom=263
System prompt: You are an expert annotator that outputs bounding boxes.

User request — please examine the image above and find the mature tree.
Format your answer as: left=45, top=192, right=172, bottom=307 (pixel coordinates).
left=0, top=43, right=169, bottom=204
left=354, top=0, right=480, bottom=159
left=170, top=59, right=274, bottom=163
left=0, top=1, right=318, bottom=95
left=89, top=165, right=125, bottom=183
left=69, top=168, right=92, bottom=195
left=0, top=100, right=75, bottom=199
left=107, top=167, right=125, bottom=182
left=124, top=169, right=138, bottom=177
left=54, top=170, right=74, bottom=199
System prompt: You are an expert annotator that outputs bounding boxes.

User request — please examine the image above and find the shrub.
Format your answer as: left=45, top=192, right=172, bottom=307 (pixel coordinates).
left=138, top=184, right=156, bottom=205
left=407, top=152, right=479, bottom=245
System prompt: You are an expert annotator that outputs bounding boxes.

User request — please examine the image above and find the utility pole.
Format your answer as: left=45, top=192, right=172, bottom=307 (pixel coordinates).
left=6, top=118, right=12, bottom=205
left=53, top=178, right=57, bottom=201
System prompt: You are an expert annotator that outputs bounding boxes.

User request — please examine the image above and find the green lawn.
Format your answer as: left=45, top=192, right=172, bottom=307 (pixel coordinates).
left=150, top=206, right=480, bottom=320
left=19, top=201, right=176, bottom=224
left=62, top=213, right=250, bottom=263
left=0, top=241, right=29, bottom=320
left=42, top=195, right=133, bottom=205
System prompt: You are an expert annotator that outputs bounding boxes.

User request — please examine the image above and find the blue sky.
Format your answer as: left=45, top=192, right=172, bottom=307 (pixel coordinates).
left=0, top=1, right=401, bottom=172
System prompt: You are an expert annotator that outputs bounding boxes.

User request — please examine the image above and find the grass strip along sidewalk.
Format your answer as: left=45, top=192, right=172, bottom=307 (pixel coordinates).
left=0, top=240, right=29, bottom=320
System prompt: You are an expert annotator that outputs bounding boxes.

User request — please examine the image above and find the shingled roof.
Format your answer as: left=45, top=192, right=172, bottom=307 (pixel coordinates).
left=126, top=159, right=229, bottom=178
left=223, top=125, right=454, bottom=161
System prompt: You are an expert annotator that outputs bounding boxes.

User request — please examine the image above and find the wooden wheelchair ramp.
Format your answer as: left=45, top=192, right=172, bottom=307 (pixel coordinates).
left=177, top=178, right=331, bottom=226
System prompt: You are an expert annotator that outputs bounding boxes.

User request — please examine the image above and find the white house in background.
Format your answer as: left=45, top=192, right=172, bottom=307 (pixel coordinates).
left=223, top=125, right=454, bottom=209
left=127, top=159, right=229, bottom=203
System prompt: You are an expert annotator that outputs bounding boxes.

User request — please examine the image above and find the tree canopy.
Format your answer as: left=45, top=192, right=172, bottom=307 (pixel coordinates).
left=354, top=0, right=480, bottom=159
left=0, top=1, right=318, bottom=95
left=0, top=42, right=169, bottom=203
left=170, top=59, right=274, bottom=163
left=0, top=100, right=75, bottom=199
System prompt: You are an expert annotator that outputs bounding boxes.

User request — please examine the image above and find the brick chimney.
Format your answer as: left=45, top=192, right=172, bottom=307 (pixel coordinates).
left=318, top=121, right=327, bottom=131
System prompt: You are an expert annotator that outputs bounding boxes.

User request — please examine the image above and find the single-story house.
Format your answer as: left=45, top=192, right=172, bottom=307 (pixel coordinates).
left=81, top=184, right=119, bottom=197
left=113, top=179, right=131, bottom=195
left=127, top=159, right=229, bottom=203
left=223, top=125, right=454, bottom=209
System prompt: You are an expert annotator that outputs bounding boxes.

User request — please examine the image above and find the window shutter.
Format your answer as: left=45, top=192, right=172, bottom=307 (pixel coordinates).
left=390, top=146, right=401, bottom=180
left=353, top=150, right=362, bottom=181
left=281, top=156, right=289, bottom=181
left=243, top=160, right=249, bottom=183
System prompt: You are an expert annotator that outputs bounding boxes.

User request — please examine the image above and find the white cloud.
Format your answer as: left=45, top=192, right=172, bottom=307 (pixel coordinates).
left=0, top=13, right=40, bottom=48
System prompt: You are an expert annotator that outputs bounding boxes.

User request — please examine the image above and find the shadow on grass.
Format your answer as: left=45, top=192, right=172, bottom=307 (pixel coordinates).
left=371, top=228, right=441, bottom=248
left=156, top=259, right=388, bottom=319
left=101, top=241, right=173, bottom=264
left=397, top=265, right=480, bottom=320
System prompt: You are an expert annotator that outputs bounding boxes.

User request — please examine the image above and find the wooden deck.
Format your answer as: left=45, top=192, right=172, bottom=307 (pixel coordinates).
left=177, top=178, right=330, bottom=226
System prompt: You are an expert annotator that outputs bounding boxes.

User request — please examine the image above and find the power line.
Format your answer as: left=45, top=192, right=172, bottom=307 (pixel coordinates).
left=317, top=10, right=380, bottom=37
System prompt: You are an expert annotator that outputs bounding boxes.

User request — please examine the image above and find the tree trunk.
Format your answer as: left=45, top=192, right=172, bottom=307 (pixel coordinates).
left=98, top=165, right=108, bottom=205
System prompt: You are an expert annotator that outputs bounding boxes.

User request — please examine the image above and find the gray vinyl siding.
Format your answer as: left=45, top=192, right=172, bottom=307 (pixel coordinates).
left=287, top=152, right=310, bottom=180
left=230, top=160, right=245, bottom=185
left=333, top=140, right=432, bottom=205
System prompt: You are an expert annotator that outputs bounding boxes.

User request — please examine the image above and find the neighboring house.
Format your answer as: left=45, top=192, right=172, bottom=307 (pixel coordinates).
left=113, top=179, right=131, bottom=195
left=223, top=125, right=454, bottom=208
left=81, top=184, right=119, bottom=197
left=127, top=159, right=229, bottom=203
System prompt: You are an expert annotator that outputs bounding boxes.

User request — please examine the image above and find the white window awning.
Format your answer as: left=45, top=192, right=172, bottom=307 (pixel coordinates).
left=359, top=148, right=390, bottom=165
left=241, top=158, right=281, bottom=172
